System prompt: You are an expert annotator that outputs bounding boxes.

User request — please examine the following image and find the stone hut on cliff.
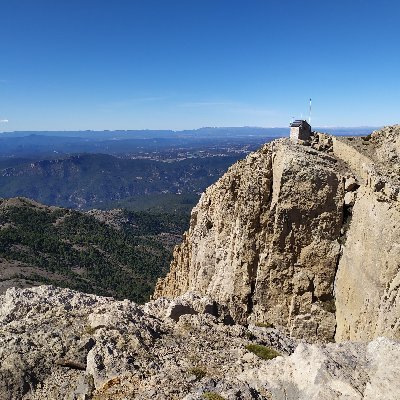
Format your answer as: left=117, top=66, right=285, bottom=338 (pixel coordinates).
left=290, top=120, right=311, bottom=143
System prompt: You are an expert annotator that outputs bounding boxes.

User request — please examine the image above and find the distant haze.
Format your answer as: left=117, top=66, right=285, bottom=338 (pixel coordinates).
left=0, top=126, right=378, bottom=139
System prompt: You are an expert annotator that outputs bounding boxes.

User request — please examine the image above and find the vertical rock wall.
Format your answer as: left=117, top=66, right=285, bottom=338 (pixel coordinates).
left=335, top=187, right=400, bottom=341
left=155, top=143, right=275, bottom=324
left=251, top=146, right=344, bottom=341
left=155, top=139, right=345, bottom=342
left=332, top=128, right=400, bottom=342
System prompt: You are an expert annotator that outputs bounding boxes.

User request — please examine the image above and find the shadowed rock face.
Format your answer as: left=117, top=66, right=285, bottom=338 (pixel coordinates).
left=155, top=126, right=400, bottom=343
left=333, top=126, right=400, bottom=341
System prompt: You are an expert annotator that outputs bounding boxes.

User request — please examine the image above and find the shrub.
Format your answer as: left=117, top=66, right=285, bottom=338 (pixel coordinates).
left=203, top=392, right=226, bottom=400
left=245, top=344, right=281, bottom=360
left=82, top=325, right=97, bottom=335
left=255, top=321, right=274, bottom=328
left=188, top=367, right=206, bottom=380
left=245, top=331, right=256, bottom=340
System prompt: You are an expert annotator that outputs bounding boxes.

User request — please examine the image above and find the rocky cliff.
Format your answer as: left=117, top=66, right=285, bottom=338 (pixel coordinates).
left=155, top=126, right=400, bottom=343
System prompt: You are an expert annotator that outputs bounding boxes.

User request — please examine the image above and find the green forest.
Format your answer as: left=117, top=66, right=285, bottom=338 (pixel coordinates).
left=0, top=198, right=189, bottom=302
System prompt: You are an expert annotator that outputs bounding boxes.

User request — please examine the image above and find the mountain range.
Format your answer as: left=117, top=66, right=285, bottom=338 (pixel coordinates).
left=0, top=153, right=241, bottom=209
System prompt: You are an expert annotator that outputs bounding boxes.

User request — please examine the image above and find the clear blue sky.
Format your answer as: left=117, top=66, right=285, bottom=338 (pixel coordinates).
left=0, top=0, right=399, bottom=131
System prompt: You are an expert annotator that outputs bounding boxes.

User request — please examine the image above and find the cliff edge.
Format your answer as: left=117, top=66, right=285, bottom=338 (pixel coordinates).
left=154, top=126, right=400, bottom=343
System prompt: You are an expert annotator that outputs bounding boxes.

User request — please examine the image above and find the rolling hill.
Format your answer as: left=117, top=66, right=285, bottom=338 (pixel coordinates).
left=0, top=197, right=189, bottom=302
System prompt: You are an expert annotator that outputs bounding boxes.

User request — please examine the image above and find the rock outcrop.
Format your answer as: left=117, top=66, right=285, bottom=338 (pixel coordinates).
left=154, top=139, right=346, bottom=342
left=155, top=126, right=400, bottom=343
left=1, top=285, right=399, bottom=400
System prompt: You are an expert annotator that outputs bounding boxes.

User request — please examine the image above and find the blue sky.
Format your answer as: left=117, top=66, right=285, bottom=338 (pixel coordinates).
left=0, top=0, right=399, bottom=131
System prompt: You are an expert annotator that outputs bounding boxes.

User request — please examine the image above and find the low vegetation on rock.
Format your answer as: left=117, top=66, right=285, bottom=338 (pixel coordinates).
left=254, top=322, right=274, bottom=329
left=245, top=344, right=281, bottom=360
left=189, top=367, right=207, bottom=380
left=203, top=392, right=226, bottom=400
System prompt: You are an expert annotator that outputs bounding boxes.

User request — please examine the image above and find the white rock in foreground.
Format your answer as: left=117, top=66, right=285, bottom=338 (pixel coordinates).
left=0, top=285, right=398, bottom=400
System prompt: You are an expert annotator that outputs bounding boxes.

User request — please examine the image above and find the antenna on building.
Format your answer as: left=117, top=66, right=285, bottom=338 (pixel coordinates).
left=309, top=98, right=312, bottom=124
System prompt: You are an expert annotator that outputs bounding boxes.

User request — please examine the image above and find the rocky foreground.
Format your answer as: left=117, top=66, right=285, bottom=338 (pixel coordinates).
left=0, top=285, right=399, bottom=400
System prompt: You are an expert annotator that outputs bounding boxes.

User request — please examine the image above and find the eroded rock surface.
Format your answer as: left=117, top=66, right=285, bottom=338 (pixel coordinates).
left=155, top=139, right=347, bottom=342
left=155, top=126, right=400, bottom=344
left=1, top=285, right=399, bottom=400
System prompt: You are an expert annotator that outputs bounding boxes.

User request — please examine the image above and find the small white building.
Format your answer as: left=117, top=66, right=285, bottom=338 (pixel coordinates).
left=290, top=120, right=311, bottom=143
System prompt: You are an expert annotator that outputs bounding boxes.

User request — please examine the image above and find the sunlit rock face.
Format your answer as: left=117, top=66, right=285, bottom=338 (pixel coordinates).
left=155, top=126, right=400, bottom=344
left=155, top=138, right=345, bottom=342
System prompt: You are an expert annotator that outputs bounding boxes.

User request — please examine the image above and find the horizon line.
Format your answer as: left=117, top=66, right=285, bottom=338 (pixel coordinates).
left=0, top=125, right=383, bottom=134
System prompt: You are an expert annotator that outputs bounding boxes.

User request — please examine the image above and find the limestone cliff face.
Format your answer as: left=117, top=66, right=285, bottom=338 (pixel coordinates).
left=155, top=139, right=346, bottom=342
left=155, top=126, right=400, bottom=343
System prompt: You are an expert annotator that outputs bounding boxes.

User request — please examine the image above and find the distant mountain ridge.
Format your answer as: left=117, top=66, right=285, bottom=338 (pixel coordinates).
left=0, top=127, right=376, bottom=158
left=0, top=127, right=287, bottom=158
left=0, top=153, right=241, bottom=209
left=0, top=126, right=377, bottom=138
left=1, top=127, right=289, bottom=139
